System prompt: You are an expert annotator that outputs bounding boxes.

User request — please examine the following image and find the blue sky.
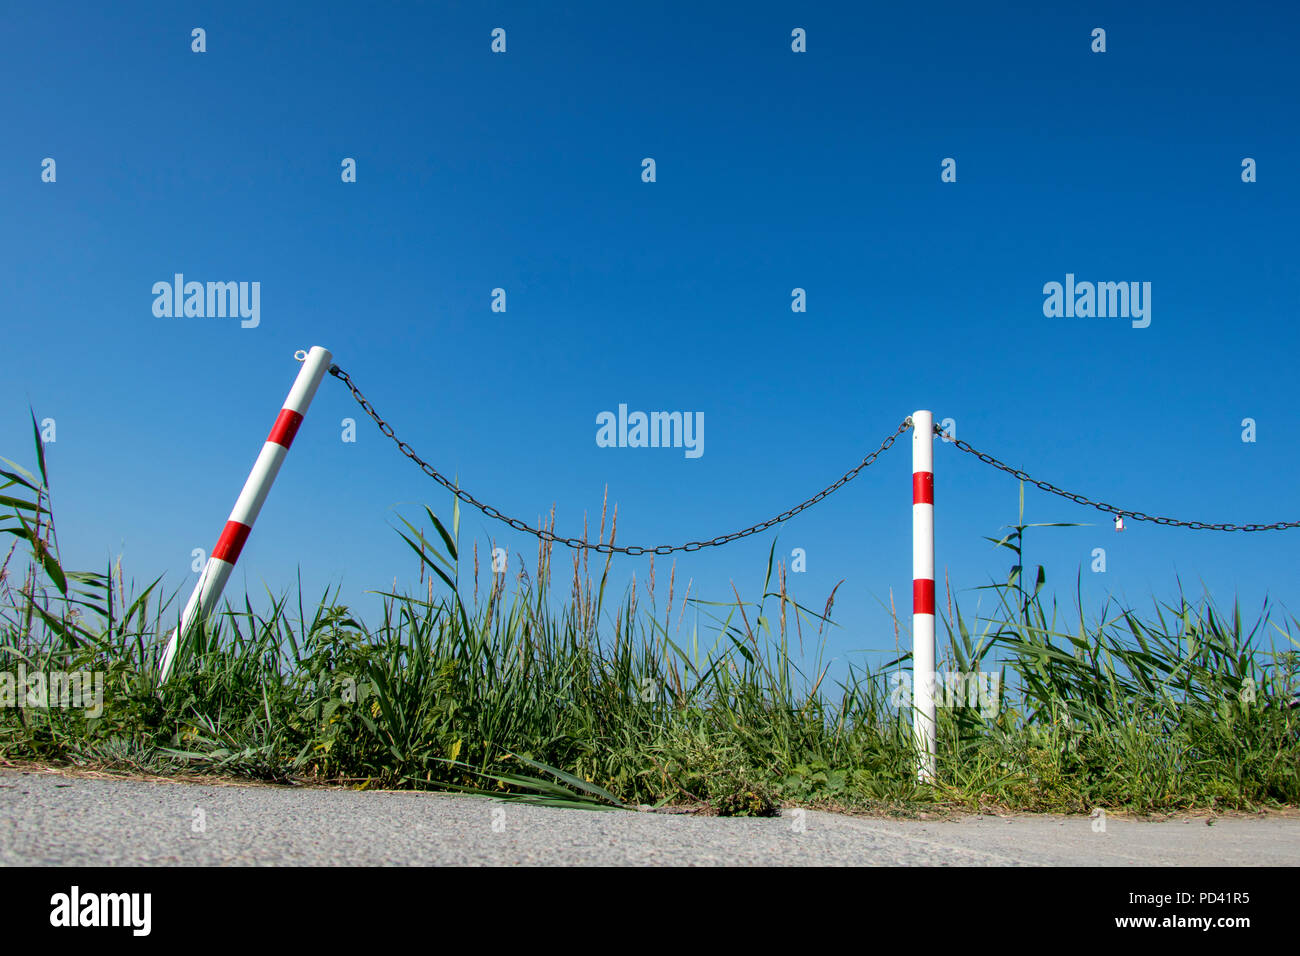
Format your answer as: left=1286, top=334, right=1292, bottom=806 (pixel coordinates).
left=3, top=1, right=1299, bottom=674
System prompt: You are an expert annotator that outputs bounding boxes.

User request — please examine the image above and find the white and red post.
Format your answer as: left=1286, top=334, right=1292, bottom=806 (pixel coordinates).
left=911, top=410, right=937, bottom=781
left=157, top=346, right=333, bottom=684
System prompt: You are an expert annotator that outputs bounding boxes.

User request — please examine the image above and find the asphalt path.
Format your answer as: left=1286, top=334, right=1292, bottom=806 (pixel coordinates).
left=2, top=768, right=1296, bottom=866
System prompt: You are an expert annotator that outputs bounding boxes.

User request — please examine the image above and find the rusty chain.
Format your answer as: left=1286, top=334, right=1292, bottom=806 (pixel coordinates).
left=328, top=360, right=1296, bottom=544
left=329, top=364, right=910, bottom=554
left=939, top=425, right=1300, bottom=532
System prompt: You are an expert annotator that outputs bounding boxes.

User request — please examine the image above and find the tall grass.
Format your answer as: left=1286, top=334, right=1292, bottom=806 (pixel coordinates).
left=2, top=415, right=1297, bottom=813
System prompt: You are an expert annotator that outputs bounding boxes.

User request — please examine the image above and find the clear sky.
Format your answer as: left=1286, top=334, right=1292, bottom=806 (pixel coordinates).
left=3, top=2, right=1299, bottom=675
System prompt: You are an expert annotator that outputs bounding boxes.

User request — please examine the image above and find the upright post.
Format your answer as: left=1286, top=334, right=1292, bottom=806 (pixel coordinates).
left=158, top=346, right=334, bottom=684
left=911, top=410, right=937, bottom=781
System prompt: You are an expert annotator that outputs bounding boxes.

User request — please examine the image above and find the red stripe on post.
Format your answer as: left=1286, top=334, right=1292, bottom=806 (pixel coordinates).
left=912, top=471, right=934, bottom=505
left=211, top=520, right=252, bottom=565
left=913, top=578, right=935, bottom=616
left=266, top=408, right=304, bottom=449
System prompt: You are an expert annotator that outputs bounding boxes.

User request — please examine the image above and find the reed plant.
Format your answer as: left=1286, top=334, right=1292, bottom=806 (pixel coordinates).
left=3, top=415, right=1296, bottom=813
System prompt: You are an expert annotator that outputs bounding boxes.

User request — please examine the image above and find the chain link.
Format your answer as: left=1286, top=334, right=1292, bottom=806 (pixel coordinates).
left=939, top=424, right=1300, bottom=532
left=329, top=364, right=910, bottom=554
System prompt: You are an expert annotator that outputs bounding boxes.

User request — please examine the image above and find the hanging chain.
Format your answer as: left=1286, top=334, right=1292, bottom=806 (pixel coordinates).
left=939, top=424, right=1300, bottom=532
left=329, top=364, right=910, bottom=554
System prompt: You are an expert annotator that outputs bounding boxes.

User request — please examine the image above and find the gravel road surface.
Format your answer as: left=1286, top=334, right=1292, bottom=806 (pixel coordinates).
left=2, top=768, right=1296, bottom=866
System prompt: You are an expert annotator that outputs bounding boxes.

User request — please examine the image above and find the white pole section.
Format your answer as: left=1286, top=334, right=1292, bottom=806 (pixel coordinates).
left=911, top=410, right=937, bottom=782
left=158, top=346, right=334, bottom=684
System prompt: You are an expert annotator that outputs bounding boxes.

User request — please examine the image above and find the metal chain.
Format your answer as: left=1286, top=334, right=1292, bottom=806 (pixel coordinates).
left=939, top=424, right=1300, bottom=532
left=329, top=364, right=910, bottom=554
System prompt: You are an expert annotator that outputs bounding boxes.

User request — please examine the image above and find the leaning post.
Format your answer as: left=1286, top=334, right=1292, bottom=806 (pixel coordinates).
left=157, top=346, right=333, bottom=684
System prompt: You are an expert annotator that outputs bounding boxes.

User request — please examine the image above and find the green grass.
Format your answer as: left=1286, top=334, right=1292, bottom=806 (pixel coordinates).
left=2, top=413, right=1297, bottom=815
